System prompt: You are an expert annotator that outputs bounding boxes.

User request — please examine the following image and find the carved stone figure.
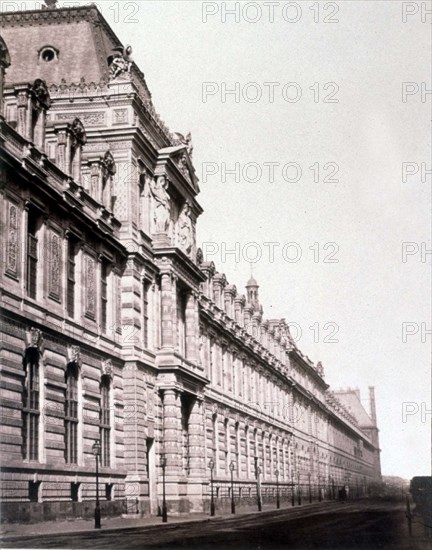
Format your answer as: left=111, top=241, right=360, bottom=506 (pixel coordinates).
left=70, top=118, right=87, bottom=147
left=102, top=150, right=116, bottom=179
left=108, top=46, right=133, bottom=80
left=149, top=175, right=171, bottom=233
left=173, top=131, right=193, bottom=158
left=102, top=358, right=113, bottom=379
left=177, top=200, right=193, bottom=256
left=67, top=345, right=81, bottom=367
left=31, top=79, right=51, bottom=109
left=43, top=0, right=58, bottom=8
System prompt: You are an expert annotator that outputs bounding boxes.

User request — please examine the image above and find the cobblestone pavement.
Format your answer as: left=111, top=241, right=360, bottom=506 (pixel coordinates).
left=1, top=500, right=430, bottom=549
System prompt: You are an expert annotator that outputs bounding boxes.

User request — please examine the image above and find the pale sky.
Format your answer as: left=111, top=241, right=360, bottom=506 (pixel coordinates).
left=10, top=0, right=431, bottom=479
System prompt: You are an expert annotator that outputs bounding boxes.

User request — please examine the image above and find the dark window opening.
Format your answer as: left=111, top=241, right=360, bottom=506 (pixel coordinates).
left=101, top=261, right=108, bottom=332
left=71, top=482, right=80, bottom=502
left=105, top=483, right=113, bottom=501
left=29, top=481, right=41, bottom=502
left=22, top=350, right=40, bottom=461
left=100, top=375, right=111, bottom=467
left=67, top=238, right=77, bottom=318
left=26, top=211, right=39, bottom=299
left=41, top=48, right=56, bottom=62
left=65, top=363, right=79, bottom=464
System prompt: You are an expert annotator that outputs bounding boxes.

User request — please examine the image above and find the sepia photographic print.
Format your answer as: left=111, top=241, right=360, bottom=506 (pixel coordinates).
left=0, top=1, right=430, bottom=548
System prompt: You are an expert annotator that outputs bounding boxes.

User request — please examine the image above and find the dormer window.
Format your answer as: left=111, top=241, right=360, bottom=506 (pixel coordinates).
left=39, top=46, right=58, bottom=63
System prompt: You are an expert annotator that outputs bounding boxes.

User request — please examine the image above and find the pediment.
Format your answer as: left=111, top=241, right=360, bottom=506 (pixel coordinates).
left=158, top=145, right=199, bottom=194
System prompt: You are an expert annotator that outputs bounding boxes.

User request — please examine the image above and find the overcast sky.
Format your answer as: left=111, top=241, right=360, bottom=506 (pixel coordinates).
left=12, top=0, right=431, bottom=479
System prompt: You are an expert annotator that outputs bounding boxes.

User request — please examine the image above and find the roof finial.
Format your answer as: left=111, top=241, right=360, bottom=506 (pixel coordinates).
left=43, top=0, right=58, bottom=8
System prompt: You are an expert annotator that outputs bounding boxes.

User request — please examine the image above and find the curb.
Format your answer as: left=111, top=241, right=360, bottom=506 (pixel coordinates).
left=0, top=500, right=344, bottom=541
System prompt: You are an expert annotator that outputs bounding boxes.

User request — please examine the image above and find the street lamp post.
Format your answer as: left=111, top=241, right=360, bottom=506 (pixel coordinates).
left=291, top=472, right=295, bottom=507
left=308, top=473, right=312, bottom=503
left=92, top=440, right=101, bottom=529
left=229, top=461, right=236, bottom=514
left=331, top=476, right=335, bottom=500
left=209, top=459, right=215, bottom=516
left=160, top=453, right=168, bottom=523
left=297, top=472, right=301, bottom=506
left=346, top=474, right=351, bottom=501
left=275, top=470, right=280, bottom=509
left=318, top=475, right=322, bottom=502
left=254, top=457, right=262, bottom=512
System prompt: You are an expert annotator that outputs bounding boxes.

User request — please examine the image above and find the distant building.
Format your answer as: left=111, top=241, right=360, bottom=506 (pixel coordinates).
left=0, top=4, right=381, bottom=522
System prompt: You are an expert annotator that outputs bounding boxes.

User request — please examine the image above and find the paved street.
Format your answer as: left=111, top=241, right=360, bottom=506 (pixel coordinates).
left=2, top=500, right=428, bottom=550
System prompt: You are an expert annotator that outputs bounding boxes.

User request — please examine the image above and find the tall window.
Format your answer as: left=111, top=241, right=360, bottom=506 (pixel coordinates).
left=100, top=375, right=111, bottom=467
left=65, top=363, right=78, bottom=464
left=177, top=288, right=186, bottom=355
left=211, top=413, right=218, bottom=474
left=209, top=338, right=214, bottom=381
left=232, top=354, right=236, bottom=394
left=235, top=422, right=240, bottom=474
left=26, top=211, right=38, bottom=299
left=224, top=418, right=229, bottom=472
left=101, top=261, right=108, bottom=332
left=143, top=280, right=150, bottom=348
left=67, top=238, right=77, bottom=318
left=181, top=395, right=192, bottom=475
left=22, top=349, right=40, bottom=460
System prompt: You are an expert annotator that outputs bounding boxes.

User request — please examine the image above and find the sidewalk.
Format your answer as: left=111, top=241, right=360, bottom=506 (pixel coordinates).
left=0, top=500, right=329, bottom=540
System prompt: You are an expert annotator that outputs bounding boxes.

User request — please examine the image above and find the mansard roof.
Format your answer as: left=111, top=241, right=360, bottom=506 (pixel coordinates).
left=334, top=388, right=376, bottom=429
left=1, top=5, right=118, bottom=87
left=0, top=4, right=195, bottom=158
left=0, top=4, right=153, bottom=105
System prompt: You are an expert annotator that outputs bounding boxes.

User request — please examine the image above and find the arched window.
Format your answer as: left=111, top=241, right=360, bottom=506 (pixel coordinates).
left=65, top=363, right=78, bottom=464
left=22, top=347, right=40, bottom=460
left=100, top=375, right=111, bottom=467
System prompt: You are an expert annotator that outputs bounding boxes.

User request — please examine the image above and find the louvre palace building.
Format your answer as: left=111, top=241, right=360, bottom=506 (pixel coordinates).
left=0, top=4, right=381, bottom=523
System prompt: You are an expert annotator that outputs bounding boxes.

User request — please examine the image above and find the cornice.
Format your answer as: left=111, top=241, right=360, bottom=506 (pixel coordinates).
left=0, top=5, right=100, bottom=27
left=153, top=247, right=207, bottom=286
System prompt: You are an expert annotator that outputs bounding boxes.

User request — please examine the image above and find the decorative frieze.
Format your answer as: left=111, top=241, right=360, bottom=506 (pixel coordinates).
left=84, top=255, right=96, bottom=319
left=5, top=202, right=19, bottom=278
left=48, top=230, right=62, bottom=301
left=56, top=112, right=105, bottom=126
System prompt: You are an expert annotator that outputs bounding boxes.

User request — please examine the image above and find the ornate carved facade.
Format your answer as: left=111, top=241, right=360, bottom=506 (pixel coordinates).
left=0, top=5, right=380, bottom=523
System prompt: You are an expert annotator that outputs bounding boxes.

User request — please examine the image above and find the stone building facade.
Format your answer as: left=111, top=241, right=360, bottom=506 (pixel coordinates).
left=0, top=5, right=381, bottom=523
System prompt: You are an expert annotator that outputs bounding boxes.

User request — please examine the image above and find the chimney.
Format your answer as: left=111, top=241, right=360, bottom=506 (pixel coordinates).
left=369, top=386, right=377, bottom=424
